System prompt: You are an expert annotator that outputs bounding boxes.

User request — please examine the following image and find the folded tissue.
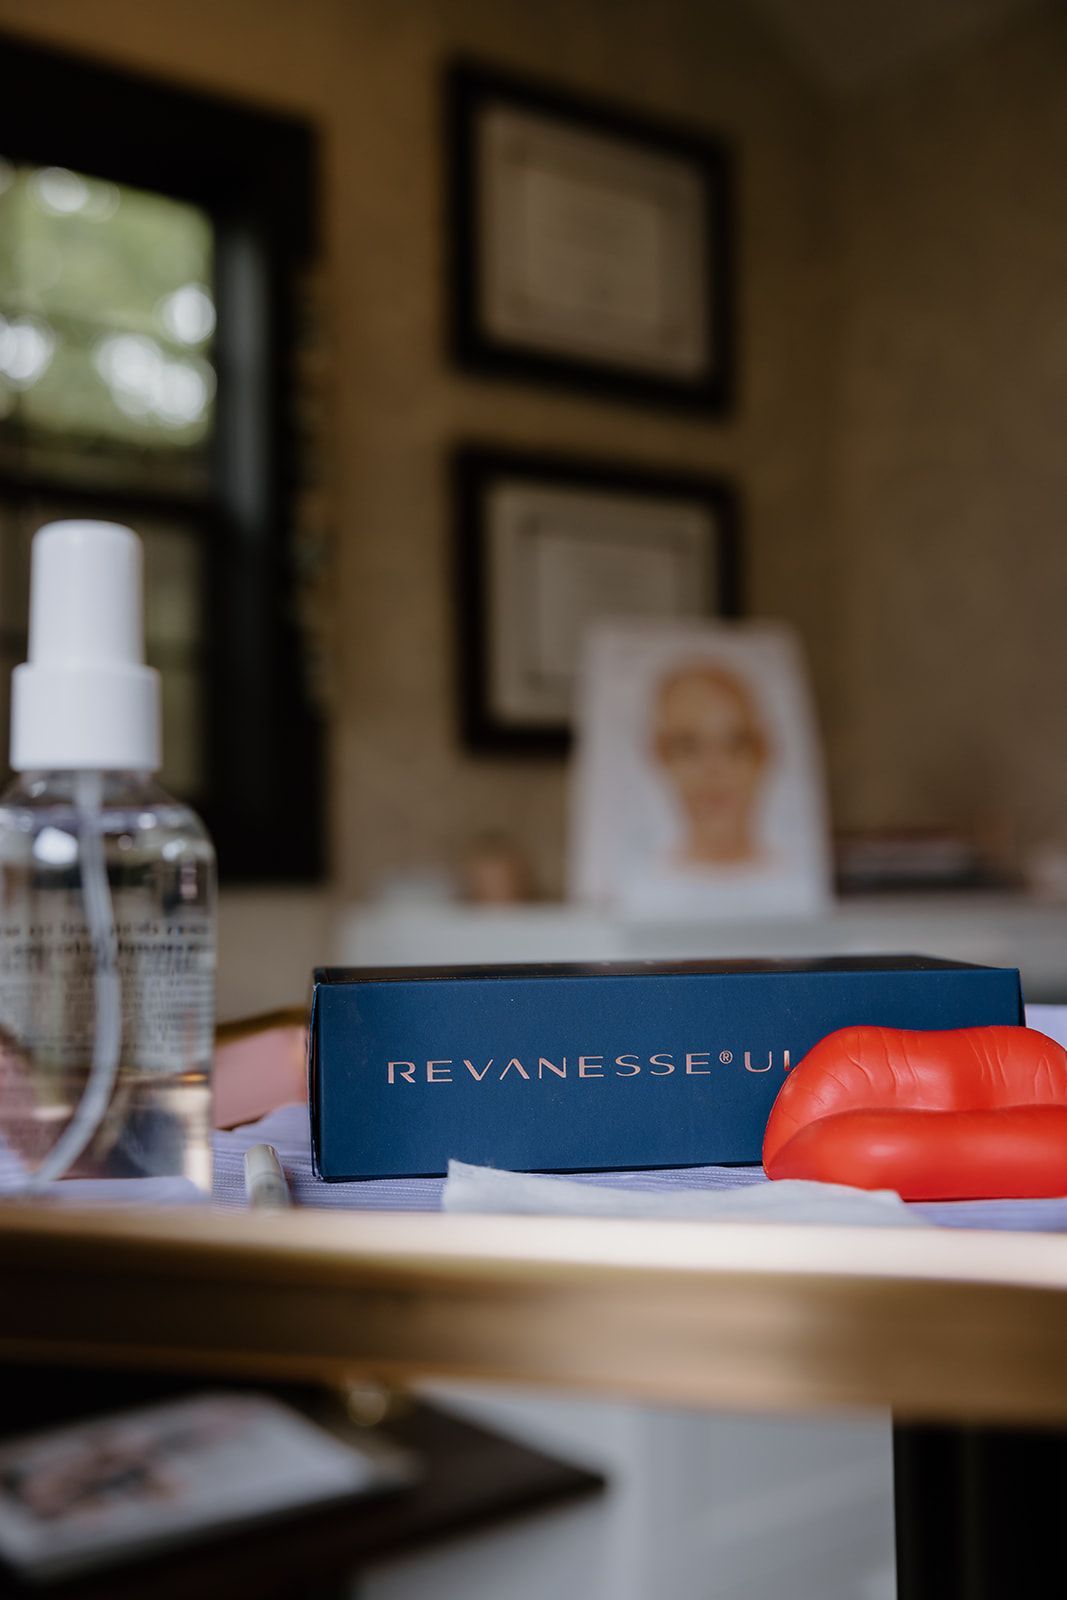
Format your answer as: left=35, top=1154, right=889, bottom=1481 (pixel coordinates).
left=441, top=1159, right=927, bottom=1227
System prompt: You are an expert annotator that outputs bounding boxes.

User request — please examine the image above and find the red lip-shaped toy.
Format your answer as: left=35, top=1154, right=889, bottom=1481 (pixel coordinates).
left=762, top=1025, right=1067, bottom=1200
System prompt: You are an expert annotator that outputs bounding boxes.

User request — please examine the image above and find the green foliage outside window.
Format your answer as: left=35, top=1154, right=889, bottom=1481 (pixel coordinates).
left=0, top=159, right=216, bottom=458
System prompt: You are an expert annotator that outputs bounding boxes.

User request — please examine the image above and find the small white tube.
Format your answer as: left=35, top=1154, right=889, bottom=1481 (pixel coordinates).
left=244, top=1144, right=292, bottom=1208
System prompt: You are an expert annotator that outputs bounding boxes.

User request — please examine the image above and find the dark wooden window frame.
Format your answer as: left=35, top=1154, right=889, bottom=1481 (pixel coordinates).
left=0, top=33, right=324, bottom=882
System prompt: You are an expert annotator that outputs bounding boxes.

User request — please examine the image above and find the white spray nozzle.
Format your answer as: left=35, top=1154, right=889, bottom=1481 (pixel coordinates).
left=29, top=520, right=144, bottom=669
left=11, top=520, right=161, bottom=773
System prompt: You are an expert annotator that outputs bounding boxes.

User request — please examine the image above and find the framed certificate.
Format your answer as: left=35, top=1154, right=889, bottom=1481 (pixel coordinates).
left=447, top=62, right=734, bottom=411
left=453, top=446, right=741, bottom=752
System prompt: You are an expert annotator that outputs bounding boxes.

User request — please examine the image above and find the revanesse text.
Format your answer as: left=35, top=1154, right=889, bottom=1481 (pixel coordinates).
left=386, top=1050, right=793, bottom=1084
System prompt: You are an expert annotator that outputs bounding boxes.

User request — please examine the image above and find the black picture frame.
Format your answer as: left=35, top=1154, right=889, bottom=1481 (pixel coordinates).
left=447, top=61, right=735, bottom=413
left=454, top=446, right=742, bottom=755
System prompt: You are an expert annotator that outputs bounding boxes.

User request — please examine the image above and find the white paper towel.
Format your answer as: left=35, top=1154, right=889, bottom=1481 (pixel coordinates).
left=441, top=1159, right=927, bottom=1226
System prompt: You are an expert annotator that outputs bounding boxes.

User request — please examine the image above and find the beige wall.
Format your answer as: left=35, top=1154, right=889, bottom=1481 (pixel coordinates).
left=829, top=4, right=1067, bottom=863
left=0, top=0, right=836, bottom=899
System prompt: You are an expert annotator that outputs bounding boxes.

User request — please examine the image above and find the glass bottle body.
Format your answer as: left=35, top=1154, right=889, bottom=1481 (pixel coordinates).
left=0, top=771, right=216, bottom=1192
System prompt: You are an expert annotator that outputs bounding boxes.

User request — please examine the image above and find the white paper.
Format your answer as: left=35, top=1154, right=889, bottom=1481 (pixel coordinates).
left=442, top=1159, right=926, bottom=1227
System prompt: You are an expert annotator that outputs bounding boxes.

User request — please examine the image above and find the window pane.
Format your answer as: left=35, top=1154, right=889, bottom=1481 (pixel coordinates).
left=0, top=652, right=11, bottom=772
left=142, top=522, right=207, bottom=797
left=143, top=523, right=203, bottom=652
left=159, top=664, right=205, bottom=798
left=0, top=501, right=27, bottom=639
left=0, top=158, right=215, bottom=493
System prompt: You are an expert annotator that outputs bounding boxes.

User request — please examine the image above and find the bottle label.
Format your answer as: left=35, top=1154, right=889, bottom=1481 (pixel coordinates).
left=0, top=892, right=215, bottom=1076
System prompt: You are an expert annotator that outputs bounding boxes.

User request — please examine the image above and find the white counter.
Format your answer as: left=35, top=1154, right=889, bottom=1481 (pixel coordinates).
left=338, top=893, right=1067, bottom=1000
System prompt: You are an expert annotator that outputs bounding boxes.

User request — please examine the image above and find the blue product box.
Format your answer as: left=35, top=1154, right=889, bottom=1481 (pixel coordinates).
left=308, top=956, right=1023, bottom=1180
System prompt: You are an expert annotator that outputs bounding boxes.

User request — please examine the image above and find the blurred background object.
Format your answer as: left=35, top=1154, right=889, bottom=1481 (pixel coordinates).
left=568, top=620, right=831, bottom=917
left=0, top=0, right=1065, bottom=1015
left=459, top=832, right=538, bottom=905
left=1024, top=844, right=1067, bottom=904
left=834, top=828, right=1013, bottom=896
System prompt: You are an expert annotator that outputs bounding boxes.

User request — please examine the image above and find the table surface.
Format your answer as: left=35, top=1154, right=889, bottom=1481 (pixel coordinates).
left=3, top=1201, right=1067, bottom=1427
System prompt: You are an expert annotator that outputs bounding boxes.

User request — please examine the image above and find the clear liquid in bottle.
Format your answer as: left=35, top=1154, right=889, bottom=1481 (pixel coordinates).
left=0, top=771, right=216, bottom=1192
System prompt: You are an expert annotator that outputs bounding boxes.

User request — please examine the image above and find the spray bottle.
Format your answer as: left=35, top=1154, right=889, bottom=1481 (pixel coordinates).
left=0, top=521, right=216, bottom=1191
